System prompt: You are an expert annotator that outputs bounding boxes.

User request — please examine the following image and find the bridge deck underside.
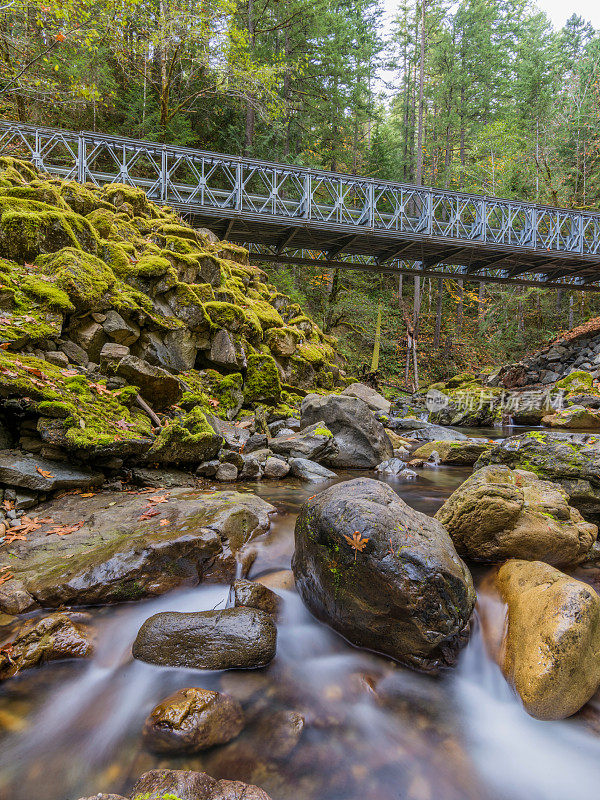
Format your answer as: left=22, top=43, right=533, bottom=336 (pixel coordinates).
left=183, top=210, right=600, bottom=287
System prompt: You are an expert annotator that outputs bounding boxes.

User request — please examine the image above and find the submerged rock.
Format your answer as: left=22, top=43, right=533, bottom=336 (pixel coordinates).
left=300, top=394, right=393, bottom=468
left=476, top=431, right=600, bottom=520
left=0, top=612, right=94, bottom=679
left=436, top=465, right=597, bottom=566
left=143, top=688, right=244, bottom=753
left=0, top=488, right=275, bottom=609
left=483, top=559, right=600, bottom=719
left=292, top=478, right=475, bottom=672
left=127, top=770, right=272, bottom=800
left=132, top=607, right=277, bottom=669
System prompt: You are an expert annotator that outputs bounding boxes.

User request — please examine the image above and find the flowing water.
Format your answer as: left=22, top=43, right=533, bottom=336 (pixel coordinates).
left=2, top=427, right=600, bottom=800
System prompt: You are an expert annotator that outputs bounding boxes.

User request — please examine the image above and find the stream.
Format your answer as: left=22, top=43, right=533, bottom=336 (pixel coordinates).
left=2, top=426, right=600, bottom=800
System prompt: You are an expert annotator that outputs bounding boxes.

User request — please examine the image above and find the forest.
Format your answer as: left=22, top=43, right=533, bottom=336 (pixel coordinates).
left=2, top=0, right=600, bottom=387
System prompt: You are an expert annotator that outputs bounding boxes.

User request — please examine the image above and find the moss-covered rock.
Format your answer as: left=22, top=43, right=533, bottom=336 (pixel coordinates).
left=147, top=407, right=222, bottom=464
left=556, top=370, right=594, bottom=392
left=244, top=353, right=281, bottom=405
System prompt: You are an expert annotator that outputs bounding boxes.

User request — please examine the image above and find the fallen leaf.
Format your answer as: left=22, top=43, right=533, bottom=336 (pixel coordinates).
left=139, top=508, right=160, bottom=521
left=35, top=467, right=54, bottom=479
left=159, top=519, right=170, bottom=526
left=80, top=492, right=95, bottom=498
left=343, top=531, right=369, bottom=561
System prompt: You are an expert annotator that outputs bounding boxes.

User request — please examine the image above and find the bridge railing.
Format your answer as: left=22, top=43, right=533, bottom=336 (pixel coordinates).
left=1, top=119, right=600, bottom=257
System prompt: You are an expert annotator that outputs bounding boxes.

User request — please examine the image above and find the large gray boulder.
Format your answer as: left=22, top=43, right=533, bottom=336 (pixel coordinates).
left=132, top=607, right=277, bottom=669
left=292, top=478, right=475, bottom=672
left=476, top=431, right=600, bottom=521
left=341, top=382, right=391, bottom=414
left=300, top=394, right=393, bottom=468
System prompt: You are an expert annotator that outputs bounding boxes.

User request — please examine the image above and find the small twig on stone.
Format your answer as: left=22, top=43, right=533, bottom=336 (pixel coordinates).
left=135, top=394, right=162, bottom=428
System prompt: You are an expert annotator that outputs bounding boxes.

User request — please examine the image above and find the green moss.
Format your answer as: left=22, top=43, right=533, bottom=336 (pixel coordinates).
left=132, top=253, right=172, bottom=277
left=86, top=208, right=114, bottom=238
left=556, top=370, right=594, bottom=391
left=36, top=400, right=75, bottom=418
left=313, top=425, right=333, bottom=437
left=244, top=297, right=284, bottom=330
left=20, top=273, right=74, bottom=312
left=147, top=406, right=222, bottom=464
left=36, top=247, right=116, bottom=310
left=101, top=183, right=154, bottom=217
left=204, top=301, right=247, bottom=332
left=244, top=353, right=281, bottom=404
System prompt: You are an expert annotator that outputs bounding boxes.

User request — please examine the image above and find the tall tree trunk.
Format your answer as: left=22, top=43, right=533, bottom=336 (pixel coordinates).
left=568, top=294, right=574, bottom=329
left=478, top=281, right=485, bottom=324
left=434, top=277, right=443, bottom=347
left=243, top=0, right=255, bottom=155
left=456, top=279, right=463, bottom=336
left=415, top=0, right=427, bottom=186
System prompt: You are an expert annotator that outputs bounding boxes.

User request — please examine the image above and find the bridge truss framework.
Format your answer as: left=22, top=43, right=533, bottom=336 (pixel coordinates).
left=2, top=120, right=600, bottom=290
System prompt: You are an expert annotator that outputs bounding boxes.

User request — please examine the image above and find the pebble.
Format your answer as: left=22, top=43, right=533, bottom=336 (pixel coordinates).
left=9, top=519, right=21, bottom=528
left=6, top=510, right=16, bottom=520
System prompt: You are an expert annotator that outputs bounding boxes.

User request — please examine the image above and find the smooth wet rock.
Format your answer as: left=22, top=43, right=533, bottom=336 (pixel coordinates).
left=130, top=467, right=197, bottom=488
left=300, top=394, right=393, bottom=468
left=216, top=462, right=238, bottom=481
left=341, top=382, right=391, bottom=414
left=486, top=559, right=600, bottom=719
left=413, top=440, right=493, bottom=465
left=142, top=688, right=244, bottom=753
left=256, top=569, right=295, bottom=591
left=263, top=456, right=290, bottom=479
left=269, top=421, right=337, bottom=462
left=288, top=457, right=336, bottom=482
left=116, top=355, right=181, bottom=408
left=0, top=612, right=94, bottom=679
left=233, top=578, right=280, bottom=615
left=476, top=431, right=600, bottom=520
left=292, top=478, right=476, bottom=672
left=129, top=769, right=271, bottom=800
left=0, top=489, right=275, bottom=609
left=132, top=607, right=277, bottom=669
left=0, top=450, right=103, bottom=492
left=375, top=457, right=406, bottom=475
left=436, top=465, right=597, bottom=566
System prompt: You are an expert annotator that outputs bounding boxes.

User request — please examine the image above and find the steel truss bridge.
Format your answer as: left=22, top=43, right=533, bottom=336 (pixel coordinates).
left=2, top=120, right=600, bottom=290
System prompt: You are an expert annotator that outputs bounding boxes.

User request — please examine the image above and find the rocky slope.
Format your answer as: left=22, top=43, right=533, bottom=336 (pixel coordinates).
left=0, top=155, right=347, bottom=505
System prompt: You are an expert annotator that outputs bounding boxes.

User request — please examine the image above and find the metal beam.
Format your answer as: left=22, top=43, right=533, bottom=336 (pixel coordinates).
left=252, top=249, right=600, bottom=291
left=2, top=120, right=600, bottom=286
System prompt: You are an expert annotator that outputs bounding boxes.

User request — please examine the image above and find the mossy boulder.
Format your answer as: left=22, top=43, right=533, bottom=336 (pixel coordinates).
left=413, top=440, right=493, bottom=465
left=36, top=247, right=116, bottom=311
left=476, top=431, right=600, bottom=521
left=542, top=405, right=600, bottom=429
left=243, top=353, right=281, bottom=405
left=556, top=370, right=594, bottom=392
left=146, top=407, right=222, bottom=465
left=436, top=464, right=597, bottom=566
